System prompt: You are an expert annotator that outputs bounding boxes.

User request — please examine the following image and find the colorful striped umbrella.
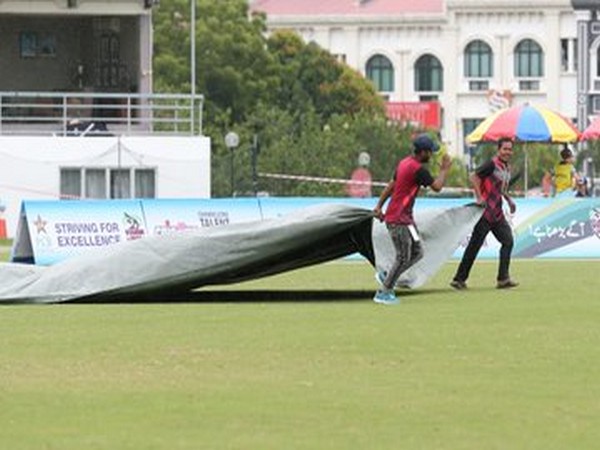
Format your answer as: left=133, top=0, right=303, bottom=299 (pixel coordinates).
left=466, top=104, right=580, bottom=196
left=580, top=116, right=600, bottom=141
left=467, top=104, right=580, bottom=144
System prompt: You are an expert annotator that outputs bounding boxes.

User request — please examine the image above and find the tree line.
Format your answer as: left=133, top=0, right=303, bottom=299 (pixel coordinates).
left=153, top=0, right=473, bottom=197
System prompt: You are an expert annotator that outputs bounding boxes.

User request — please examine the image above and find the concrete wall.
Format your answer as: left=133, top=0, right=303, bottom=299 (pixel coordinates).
left=0, top=1, right=147, bottom=15
left=0, top=16, right=141, bottom=92
left=0, top=0, right=150, bottom=93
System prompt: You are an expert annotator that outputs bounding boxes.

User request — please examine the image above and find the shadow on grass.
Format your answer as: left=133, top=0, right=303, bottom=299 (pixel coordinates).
left=70, top=288, right=454, bottom=304
left=2, top=287, right=489, bottom=305
left=72, top=290, right=371, bottom=304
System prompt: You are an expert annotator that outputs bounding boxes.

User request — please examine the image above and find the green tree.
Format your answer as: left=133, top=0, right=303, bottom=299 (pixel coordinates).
left=154, top=0, right=277, bottom=124
left=153, top=0, right=194, bottom=93
left=578, top=141, right=600, bottom=187
left=152, top=1, right=464, bottom=197
left=267, top=30, right=384, bottom=121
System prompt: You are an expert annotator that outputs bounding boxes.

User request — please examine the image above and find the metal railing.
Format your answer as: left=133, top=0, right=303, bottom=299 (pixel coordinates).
left=0, top=91, right=204, bottom=136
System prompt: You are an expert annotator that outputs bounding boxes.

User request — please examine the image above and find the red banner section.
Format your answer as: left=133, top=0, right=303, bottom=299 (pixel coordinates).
left=385, top=101, right=441, bottom=129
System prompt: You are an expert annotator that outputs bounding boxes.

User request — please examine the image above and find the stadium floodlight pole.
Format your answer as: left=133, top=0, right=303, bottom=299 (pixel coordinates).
left=190, top=0, right=196, bottom=135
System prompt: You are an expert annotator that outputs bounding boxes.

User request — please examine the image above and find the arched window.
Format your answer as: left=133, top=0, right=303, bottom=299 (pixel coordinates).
left=464, top=40, right=493, bottom=77
left=415, top=54, right=443, bottom=92
left=588, top=38, right=600, bottom=86
left=515, top=39, right=544, bottom=77
left=366, top=54, right=394, bottom=92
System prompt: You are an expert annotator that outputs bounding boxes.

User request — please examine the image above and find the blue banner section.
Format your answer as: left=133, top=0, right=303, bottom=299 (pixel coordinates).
left=21, top=199, right=144, bottom=265
left=142, top=198, right=264, bottom=235
left=13, top=197, right=600, bottom=265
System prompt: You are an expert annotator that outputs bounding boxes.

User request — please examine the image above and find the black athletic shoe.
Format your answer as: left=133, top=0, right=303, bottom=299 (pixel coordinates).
left=497, top=279, right=519, bottom=289
left=450, top=279, right=467, bottom=290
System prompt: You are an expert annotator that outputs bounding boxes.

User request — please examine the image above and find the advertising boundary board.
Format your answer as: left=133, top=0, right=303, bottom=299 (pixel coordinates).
left=11, top=196, right=600, bottom=265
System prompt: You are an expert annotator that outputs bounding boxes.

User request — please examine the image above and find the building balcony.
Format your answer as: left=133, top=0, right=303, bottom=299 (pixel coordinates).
left=0, top=91, right=204, bottom=136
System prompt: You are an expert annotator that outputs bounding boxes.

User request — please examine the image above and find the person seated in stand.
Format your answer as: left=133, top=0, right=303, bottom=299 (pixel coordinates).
left=575, top=177, right=590, bottom=197
left=552, top=145, right=580, bottom=197
left=541, top=170, right=553, bottom=197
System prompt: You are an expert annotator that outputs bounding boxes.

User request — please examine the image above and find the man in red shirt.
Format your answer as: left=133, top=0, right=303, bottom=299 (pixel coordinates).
left=373, top=133, right=452, bottom=305
left=450, top=137, right=518, bottom=290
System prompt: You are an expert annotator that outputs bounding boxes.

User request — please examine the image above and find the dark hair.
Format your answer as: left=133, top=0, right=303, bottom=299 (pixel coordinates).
left=497, top=137, right=513, bottom=149
left=560, top=145, right=573, bottom=160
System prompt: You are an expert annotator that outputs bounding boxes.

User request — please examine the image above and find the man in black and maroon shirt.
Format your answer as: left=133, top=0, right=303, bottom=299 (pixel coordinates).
left=373, top=133, right=452, bottom=305
left=451, top=137, right=518, bottom=290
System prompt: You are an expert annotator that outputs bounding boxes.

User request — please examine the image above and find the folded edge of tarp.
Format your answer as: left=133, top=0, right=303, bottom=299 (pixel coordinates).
left=0, top=203, right=375, bottom=303
left=373, top=202, right=484, bottom=289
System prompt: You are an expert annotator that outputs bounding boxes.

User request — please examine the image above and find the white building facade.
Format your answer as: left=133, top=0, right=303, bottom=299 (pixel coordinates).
left=251, top=0, right=581, bottom=159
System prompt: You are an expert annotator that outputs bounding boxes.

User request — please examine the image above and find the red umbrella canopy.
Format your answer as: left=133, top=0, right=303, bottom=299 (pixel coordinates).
left=581, top=116, right=600, bottom=141
left=467, top=104, right=581, bottom=144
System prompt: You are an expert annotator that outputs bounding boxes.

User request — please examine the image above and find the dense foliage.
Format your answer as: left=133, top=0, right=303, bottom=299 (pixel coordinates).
left=153, top=0, right=468, bottom=197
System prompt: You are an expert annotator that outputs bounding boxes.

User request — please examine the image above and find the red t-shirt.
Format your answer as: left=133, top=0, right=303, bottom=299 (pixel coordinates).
left=384, top=156, right=434, bottom=225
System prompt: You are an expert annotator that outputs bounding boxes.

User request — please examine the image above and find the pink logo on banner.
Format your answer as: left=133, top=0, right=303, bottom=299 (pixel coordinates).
left=590, top=207, right=600, bottom=239
left=123, top=212, right=145, bottom=240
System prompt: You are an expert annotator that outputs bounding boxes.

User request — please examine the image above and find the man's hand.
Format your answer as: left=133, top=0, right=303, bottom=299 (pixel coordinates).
left=373, top=206, right=384, bottom=221
left=440, top=154, right=452, bottom=171
left=430, top=154, right=452, bottom=192
left=506, top=197, right=516, bottom=214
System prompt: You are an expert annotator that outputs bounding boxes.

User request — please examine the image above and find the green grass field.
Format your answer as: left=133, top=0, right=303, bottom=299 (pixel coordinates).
left=0, top=238, right=10, bottom=261
left=1, top=259, right=599, bottom=449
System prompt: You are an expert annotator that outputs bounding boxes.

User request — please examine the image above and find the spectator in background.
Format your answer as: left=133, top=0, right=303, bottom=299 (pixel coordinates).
left=553, top=145, right=580, bottom=196
left=541, top=170, right=553, bottom=197
left=575, top=177, right=589, bottom=197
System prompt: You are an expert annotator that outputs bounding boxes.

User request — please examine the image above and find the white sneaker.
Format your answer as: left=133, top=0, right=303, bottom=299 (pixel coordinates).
left=373, top=289, right=399, bottom=305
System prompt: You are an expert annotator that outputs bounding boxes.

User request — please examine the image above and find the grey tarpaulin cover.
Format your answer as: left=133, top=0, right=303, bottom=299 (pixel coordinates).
left=373, top=202, right=483, bottom=288
left=0, top=203, right=482, bottom=303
